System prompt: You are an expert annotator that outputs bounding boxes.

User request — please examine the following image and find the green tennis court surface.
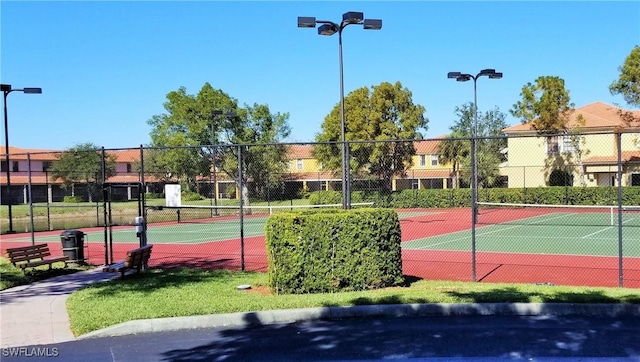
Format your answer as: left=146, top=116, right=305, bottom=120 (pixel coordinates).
left=403, top=211, right=640, bottom=257
left=10, top=210, right=437, bottom=245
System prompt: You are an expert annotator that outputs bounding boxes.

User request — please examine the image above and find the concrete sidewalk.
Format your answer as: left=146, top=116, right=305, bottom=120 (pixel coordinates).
left=0, top=267, right=119, bottom=348
left=2, top=267, right=640, bottom=348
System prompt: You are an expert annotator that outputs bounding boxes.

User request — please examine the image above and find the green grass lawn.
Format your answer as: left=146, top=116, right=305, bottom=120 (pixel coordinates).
left=65, top=268, right=640, bottom=337
left=0, top=258, right=91, bottom=290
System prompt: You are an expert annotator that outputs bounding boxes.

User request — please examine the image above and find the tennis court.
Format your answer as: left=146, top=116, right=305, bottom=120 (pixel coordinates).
left=402, top=203, right=640, bottom=257
left=2, top=203, right=638, bottom=287
left=4, top=207, right=437, bottom=245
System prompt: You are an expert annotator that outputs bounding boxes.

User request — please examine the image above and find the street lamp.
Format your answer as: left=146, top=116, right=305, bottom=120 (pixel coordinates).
left=2, top=84, right=42, bottom=234
left=210, top=110, right=236, bottom=216
left=298, top=12, right=382, bottom=209
left=447, top=69, right=502, bottom=282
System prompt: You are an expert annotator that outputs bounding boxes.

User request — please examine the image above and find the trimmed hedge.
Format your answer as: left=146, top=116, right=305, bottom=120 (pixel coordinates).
left=265, top=208, right=403, bottom=294
left=308, top=187, right=640, bottom=208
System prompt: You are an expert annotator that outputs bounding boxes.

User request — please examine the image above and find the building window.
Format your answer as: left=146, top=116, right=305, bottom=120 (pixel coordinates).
left=289, top=161, right=294, bottom=170
left=319, top=162, right=324, bottom=170
left=126, top=163, right=132, bottom=173
left=561, top=135, right=575, bottom=154
left=431, top=155, right=439, bottom=166
left=547, top=136, right=559, bottom=154
left=419, top=155, right=426, bottom=167
left=0, top=161, right=6, bottom=172
left=12, top=161, right=18, bottom=172
left=297, top=159, right=303, bottom=171
left=411, top=179, right=419, bottom=189
left=42, top=161, right=53, bottom=171
left=548, top=135, right=575, bottom=155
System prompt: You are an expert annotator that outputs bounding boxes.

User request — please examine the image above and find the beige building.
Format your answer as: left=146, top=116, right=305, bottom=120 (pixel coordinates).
left=501, top=102, right=640, bottom=188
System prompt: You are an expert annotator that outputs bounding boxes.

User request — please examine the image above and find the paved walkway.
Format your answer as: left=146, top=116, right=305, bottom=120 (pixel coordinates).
left=0, top=267, right=118, bottom=348
left=2, top=267, right=640, bottom=349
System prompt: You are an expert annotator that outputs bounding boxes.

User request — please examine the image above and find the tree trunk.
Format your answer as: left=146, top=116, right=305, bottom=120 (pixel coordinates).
left=241, top=182, right=251, bottom=215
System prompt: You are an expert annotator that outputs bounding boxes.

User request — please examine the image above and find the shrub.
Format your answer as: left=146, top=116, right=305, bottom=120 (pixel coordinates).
left=549, top=169, right=573, bottom=186
left=63, top=196, right=82, bottom=203
left=265, top=208, right=403, bottom=294
left=181, top=191, right=202, bottom=201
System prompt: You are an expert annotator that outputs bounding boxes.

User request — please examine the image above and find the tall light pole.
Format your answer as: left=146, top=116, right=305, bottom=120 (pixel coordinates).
left=447, top=69, right=502, bottom=282
left=2, top=84, right=42, bottom=234
left=210, top=110, right=235, bottom=216
left=298, top=12, right=382, bottom=209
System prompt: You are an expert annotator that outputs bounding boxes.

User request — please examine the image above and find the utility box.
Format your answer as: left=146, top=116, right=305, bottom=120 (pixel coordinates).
left=60, top=230, right=85, bottom=264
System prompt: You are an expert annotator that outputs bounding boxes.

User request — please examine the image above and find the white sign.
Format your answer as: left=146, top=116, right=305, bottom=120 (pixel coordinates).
left=164, top=184, right=181, bottom=207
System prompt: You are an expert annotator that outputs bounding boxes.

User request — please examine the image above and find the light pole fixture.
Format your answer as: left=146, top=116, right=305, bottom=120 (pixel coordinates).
left=2, top=84, right=42, bottom=234
left=210, top=110, right=236, bottom=216
left=447, top=69, right=502, bottom=282
left=298, top=11, right=382, bottom=210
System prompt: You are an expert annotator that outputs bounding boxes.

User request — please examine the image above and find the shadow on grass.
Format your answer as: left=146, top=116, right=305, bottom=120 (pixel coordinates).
left=445, top=286, right=640, bottom=304
left=84, top=267, right=260, bottom=297
left=0, top=262, right=89, bottom=291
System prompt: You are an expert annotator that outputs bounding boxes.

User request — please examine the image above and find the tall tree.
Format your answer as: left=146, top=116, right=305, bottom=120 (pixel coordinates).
left=437, top=131, right=468, bottom=189
left=147, top=83, right=291, bottom=207
left=510, top=76, right=587, bottom=186
left=610, top=45, right=640, bottom=127
left=610, top=45, right=640, bottom=108
left=510, top=76, right=573, bottom=134
left=48, top=142, right=117, bottom=202
left=313, top=81, right=427, bottom=191
left=439, top=103, right=507, bottom=188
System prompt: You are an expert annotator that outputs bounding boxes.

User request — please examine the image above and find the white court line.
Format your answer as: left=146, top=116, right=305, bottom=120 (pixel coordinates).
left=581, top=217, right=637, bottom=239
left=412, top=213, right=575, bottom=250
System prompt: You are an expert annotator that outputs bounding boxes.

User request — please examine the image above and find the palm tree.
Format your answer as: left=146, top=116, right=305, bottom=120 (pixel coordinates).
left=437, top=131, right=469, bottom=189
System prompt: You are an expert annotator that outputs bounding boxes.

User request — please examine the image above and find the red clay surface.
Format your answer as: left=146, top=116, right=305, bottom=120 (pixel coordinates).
left=2, top=208, right=638, bottom=288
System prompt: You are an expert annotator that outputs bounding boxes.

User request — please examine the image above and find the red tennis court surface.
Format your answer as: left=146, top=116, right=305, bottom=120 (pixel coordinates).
left=2, top=208, right=638, bottom=288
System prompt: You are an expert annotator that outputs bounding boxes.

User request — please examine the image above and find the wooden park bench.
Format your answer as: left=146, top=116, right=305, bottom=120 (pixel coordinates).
left=103, top=245, right=153, bottom=278
left=4, top=244, right=69, bottom=274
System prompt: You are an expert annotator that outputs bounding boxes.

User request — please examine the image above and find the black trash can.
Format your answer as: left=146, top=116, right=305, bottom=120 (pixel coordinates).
left=60, top=230, right=85, bottom=264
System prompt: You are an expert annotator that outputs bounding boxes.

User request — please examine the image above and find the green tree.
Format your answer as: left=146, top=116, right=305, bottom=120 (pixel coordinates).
left=610, top=45, right=640, bottom=127
left=147, top=83, right=291, bottom=207
left=313, top=81, right=427, bottom=191
left=510, top=76, right=573, bottom=134
left=48, top=143, right=117, bottom=202
left=610, top=45, right=640, bottom=107
left=510, top=76, right=589, bottom=186
left=439, top=103, right=507, bottom=188
left=437, top=131, right=468, bottom=189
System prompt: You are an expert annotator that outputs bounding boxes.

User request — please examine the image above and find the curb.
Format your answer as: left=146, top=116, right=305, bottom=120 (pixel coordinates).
left=78, top=302, right=640, bottom=339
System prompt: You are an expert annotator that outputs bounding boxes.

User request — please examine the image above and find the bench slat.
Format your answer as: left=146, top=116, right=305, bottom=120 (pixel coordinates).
left=104, top=245, right=152, bottom=278
left=4, top=244, right=68, bottom=273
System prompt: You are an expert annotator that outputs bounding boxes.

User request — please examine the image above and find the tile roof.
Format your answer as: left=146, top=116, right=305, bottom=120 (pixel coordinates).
left=583, top=151, right=640, bottom=165
left=502, top=102, right=640, bottom=134
left=414, top=136, right=446, bottom=154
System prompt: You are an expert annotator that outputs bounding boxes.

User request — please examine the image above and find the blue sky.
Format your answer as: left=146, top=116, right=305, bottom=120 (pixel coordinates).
left=1, top=1, right=639, bottom=151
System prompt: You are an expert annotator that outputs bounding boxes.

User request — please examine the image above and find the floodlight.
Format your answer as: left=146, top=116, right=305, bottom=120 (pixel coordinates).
left=297, top=17, right=316, bottom=28
left=342, top=11, right=364, bottom=24
left=363, top=19, right=382, bottom=30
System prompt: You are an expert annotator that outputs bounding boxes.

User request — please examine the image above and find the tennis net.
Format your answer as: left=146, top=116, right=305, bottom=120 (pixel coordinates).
left=146, top=202, right=375, bottom=224
left=476, top=202, right=640, bottom=227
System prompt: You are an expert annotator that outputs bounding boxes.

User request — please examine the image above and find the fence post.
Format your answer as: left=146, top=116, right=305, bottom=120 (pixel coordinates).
left=27, top=153, right=35, bottom=244
left=616, top=132, right=623, bottom=288
left=238, top=144, right=245, bottom=271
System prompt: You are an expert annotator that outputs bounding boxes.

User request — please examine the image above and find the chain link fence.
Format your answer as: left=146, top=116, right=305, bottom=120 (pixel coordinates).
left=1, top=132, right=639, bottom=287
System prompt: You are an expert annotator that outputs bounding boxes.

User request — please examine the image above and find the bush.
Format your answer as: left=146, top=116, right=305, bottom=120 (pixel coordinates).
left=265, top=208, right=403, bottom=294
left=63, top=196, right=82, bottom=203
left=181, top=191, right=203, bottom=201
left=549, top=169, right=573, bottom=186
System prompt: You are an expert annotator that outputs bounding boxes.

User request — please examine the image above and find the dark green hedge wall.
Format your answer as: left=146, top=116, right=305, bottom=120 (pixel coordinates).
left=265, top=208, right=403, bottom=294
